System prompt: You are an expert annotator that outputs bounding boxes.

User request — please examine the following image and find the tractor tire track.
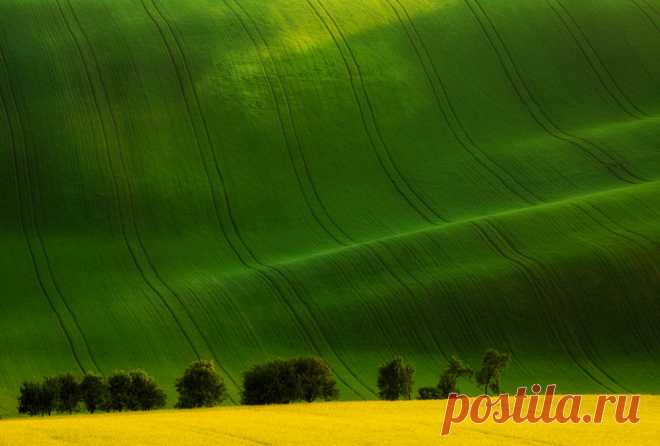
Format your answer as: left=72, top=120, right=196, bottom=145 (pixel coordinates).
left=143, top=0, right=372, bottom=398
left=632, top=0, right=660, bottom=33
left=470, top=219, right=619, bottom=392
left=548, top=0, right=646, bottom=118
left=60, top=0, right=241, bottom=397
left=215, top=0, right=352, bottom=247
left=307, top=0, right=446, bottom=225
left=220, top=0, right=373, bottom=398
left=642, top=0, right=660, bottom=17
left=417, top=234, right=482, bottom=350
left=569, top=203, right=658, bottom=357
left=482, top=218, right=631, bottom=392
left=464, top=0, right=645, bottom=185
left=384, top=0, right=542, bottom=205
left=0, top=37, right=97, bottom=374
left=587, top=201, right=660, bottom=250
left=231, top=0, right=459, bottom=364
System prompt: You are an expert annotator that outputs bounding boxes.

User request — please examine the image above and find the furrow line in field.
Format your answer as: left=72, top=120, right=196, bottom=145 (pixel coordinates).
left=0, top=47, right=88, bottom=374
left=224, top=0, right=352, bottom=247
left=467, top=222, right=547, bottom=377
left=308, top=0, right=446, bottom=225
left=584, top=201, right=660, bottom=348
left=482, top=218, right=620, bottom=389
left=130, top=0, right=267, bottom=360
left=642, top=0, right=660, bottom=17
left=572, top=203, right=651, bottom=251
left=569, top=203, right=658, bottom=357
left=149, top=0, right=273, bottom=372
left=66, top=0, right=210, bottom=366
left=631, top=0, right=660, bottom=33
left=373, top=241, right=455, bottom=363
left=142, top=0, right=372, bottom=398
left=0, top=31, right=101, bottom=373
left=471, top=220, right=617, bottom=391
left=418, top=234, right=482, bottom=350
left=582, top=200, right=660, bottom=345
left=549, top=0, right=646, bottom=118
left=465, top=0, right=645, bottom=185
left=221, top=0, right=374, bottom=399
left=587, top=202, right=660, bottom=250
left=67, top=0, right=223, bottom=381
left=450, top=222, right=535, bottom=376
left=73, top=0, right=248, bottom=398
left=483, top=218, right=631, bottom=392
left=385, top=0, right=541, bottom=205
left=231, top=0, right=451, bottom=372
left=63, top=0, right=241, bottom=395
left=303, top=0, right=494, bottom=356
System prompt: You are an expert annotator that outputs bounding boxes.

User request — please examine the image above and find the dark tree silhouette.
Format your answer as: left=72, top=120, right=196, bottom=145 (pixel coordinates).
left=417, top=387, right=442, bottom=400
left=54, top=373, right=81, bottom=414
left=127, top=370, right=166, bottom=411
left=377, top=357, right=415, bottom=401
left=80, top=373, right=108, bottom=414
left=176, top=360, right=226, bottom=408
left=17, top=381, right=42, bottom=416
left=105, top=371, right=131, bottom=412
left=438, top=356, right=473, bottom=398
left=475, top=350, right=511, bottom=395
left=241, top=357, right=339, bottom=405
left=291, top=357, right=338, bottom=402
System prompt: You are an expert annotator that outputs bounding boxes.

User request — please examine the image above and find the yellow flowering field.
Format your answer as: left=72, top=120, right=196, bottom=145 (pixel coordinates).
left=1, top=397, right=658, bottom=445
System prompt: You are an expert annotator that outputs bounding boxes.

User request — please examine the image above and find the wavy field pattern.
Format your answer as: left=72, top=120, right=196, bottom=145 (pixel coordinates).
left=0, top=0, right=659, bottom=414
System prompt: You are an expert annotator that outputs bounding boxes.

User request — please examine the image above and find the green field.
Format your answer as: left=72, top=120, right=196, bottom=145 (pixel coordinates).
left=1, top=0, right=659, bottom=416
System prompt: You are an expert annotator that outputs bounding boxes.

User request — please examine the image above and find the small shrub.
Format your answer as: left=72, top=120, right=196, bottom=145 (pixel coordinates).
left=176, top=360, right=226, bottom=408
left=418, top=386, right=442, bottom=400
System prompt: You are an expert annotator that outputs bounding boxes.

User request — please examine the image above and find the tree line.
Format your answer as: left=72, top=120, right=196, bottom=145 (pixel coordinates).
left=17, top=357, right=337, bottom=416
left=17, top=350, right=510, bottom=416
left=379, top=349, right=511, bottom=401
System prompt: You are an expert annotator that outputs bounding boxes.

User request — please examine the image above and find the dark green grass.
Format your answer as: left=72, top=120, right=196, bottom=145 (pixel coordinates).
left=0, top=0, right=659, bottom=415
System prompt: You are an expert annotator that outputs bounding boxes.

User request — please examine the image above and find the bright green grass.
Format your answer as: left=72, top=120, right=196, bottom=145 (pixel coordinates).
left=0, top=0, right=659, bottom=416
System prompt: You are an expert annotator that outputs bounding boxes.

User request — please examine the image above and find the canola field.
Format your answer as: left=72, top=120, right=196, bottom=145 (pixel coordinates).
left=0, top=398, right=658, bottom=445
left=1, top=0, right=660, bottom=416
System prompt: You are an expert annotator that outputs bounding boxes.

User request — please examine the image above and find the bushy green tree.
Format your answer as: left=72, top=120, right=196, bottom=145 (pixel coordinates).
left=17, top=381, right=43, bottom=416
left=241, top=357, right=339, bottom=405
left=242, top=359, right=297, bottom=405
left=105, top=371, right=131, bottom=412
left=377, top=357, right=415, bottom=401
left=127, top=370, right=166, bottom=411
left=176, top=360, right=226, bottom=408
left=54, top=373, right=81, bottom=414
left=438, top=356, right=473, bottom=398
left=40, top=377, right=59, bottom=416
left=292, top=357, right=338, bottom=403
left=80, top=373, right=108, bottom=414
left=475, top=350, right=511, bottom=395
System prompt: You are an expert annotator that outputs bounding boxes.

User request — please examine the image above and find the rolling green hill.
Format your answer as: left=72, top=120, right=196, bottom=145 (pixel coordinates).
left=1, top=0, right=659, bottom=414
